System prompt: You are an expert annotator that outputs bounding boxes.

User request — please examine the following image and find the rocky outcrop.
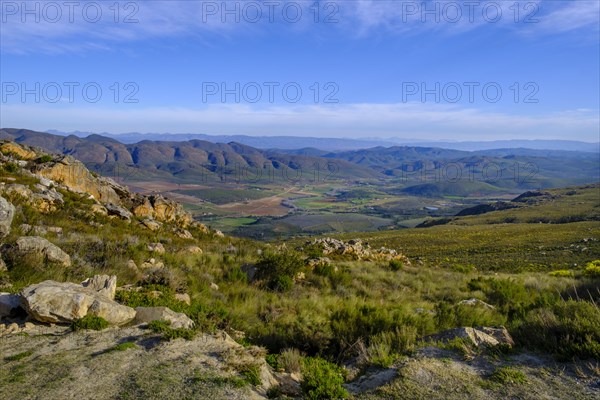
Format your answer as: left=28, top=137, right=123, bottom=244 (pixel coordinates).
left=306, top=238, right=411, bottom=263
left=14, top=236, right=71, bottom=267
left=0, top=195, right=15, bottom=238
left=36, top=156, right=121, bottom=204
left=2, top=184, right=64, bottom=214
left=0, top=141, right=38, bottom=160
left=105, top=203, right=133, bottom=221
left=81, top=275, right=117, bottom=300
left=20, top=280, right=135, bottom=325
left=426, top=326, right=514, bottom=348
left=132, top=195, right=193, bottom=228
left=147, top=243, right=165, bottom=254
left=133, top=306, right=194, bottom=329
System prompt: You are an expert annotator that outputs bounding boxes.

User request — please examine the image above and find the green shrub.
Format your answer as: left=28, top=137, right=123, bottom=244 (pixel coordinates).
left=71, top=315, right=110, bottom=331
left=278, top=348, right=303, bottom=373
left=265, top=353, right=279, bottom=370
left=5, top=350, right=33, bottom=361
left=434, top=302, right=506, bottom=331
left=584, top=260, right=600, bottom=277
left=513, top=300, right=600, bottom=359
left=110, top=342, right=138, bottom=352
left=38, top=155, right=53, bottom=163
left=226, top=265, right=248, bottom=283
left=239, top=364, right=262, bottom=386
left=148, top=320, right=196, bottom=341
left=254, top=251, right=304, bottom=292
left=549, top=270, right=575, bottom=277
left=489, top=366, right=527, bottom=384
left=389, top=259, right=404, bottom=271
left=301, top=357, right=348, bottom=400
left=2, top=162, right=19, bottom=173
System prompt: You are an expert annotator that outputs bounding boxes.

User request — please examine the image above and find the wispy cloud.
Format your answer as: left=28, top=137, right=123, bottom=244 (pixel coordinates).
left=2, top=102, right=598, bottom=141
left=1, top=1, right=597, bottom=54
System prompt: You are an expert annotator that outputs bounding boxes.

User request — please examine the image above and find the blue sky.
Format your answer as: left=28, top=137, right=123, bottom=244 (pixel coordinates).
left=0, top=0, right=599, bottom=141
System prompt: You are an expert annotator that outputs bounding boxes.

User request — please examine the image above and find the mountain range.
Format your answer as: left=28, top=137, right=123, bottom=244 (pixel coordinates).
left=2, top=128, right=599, bottom=190
left=46, top=130, right=599, bottom=153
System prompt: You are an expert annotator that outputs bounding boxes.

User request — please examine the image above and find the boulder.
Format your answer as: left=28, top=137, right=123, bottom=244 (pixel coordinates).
left=36, top=156, right=121, bottom=204
left=81, top=275, right=117, bottom=300
left=3, top=184, right=32, bottom=199
left=173, top=228, right=193, bottom=239
left=186, top=246, right=202, bottom=254
left=0, top=142, right=37, bottom=160
left=140, top=258, right=164, bottom=269
left=90, top=204, right=108, bottom=216
left=0, top=196, right=15, bottom=238
left=141, top=219, right=162, bottom=232
left=105, top=203, right=133, bottom=221
left=174, top=293, right=191, bottom=305
left=14, top=236, right=71, bottom=267
left=134, top=306, right=194, bottom=329
left=132, top=195, right=193, bottom=228
left=458, top=298, right=495, bottom=309
left=0, top=293, right=22, bottom=318
left=427, top=326, right=514, bottom=348
left=147, top=243, right=166, bottom=254
left=20, top=280, right=136, bottom=325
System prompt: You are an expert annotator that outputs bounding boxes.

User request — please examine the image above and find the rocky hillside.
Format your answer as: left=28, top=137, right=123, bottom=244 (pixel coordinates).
left=0, top=139, right=599, bottom=399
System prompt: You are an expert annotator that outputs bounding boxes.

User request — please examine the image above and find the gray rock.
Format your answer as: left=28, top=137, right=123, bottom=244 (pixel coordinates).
left=147, top=243, right=165, bottom=254
left=426, top=326, right=514, bottom=348
left=81, top=275, right=117, bottom=300
left=134, top=306, right=194, bottom=329
left=105, top=203, right=133, bottom=220
left=20, top=280, right=135, bottom=325
left=14, top=236, right=71, bottom=267
left=0, top=196, right=15, bottom=238
left=141, top=219, right=162, bottom=231
left=0, top=293, right=21, bottom=318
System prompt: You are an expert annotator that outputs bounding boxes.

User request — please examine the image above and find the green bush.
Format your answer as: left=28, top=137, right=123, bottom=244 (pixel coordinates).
left=254, top=251, right=304, bottom=292
left=239, top=364, right=262, bottom=386
left=71, top=315, right=109, bottom=331
left=110, top=342, right=138, bottom=352
left=301, top=357, right=348, bottom=400
left=389, top=259, right=404, bottom=271
left=2, top=162, right=19, bottom=173
left=148, top=320, right=196, bottom=341
left=513, top=300, right=600, bottom=359
left=584, top=260, right=600, bottom=277
left=489, top=366, right=527, bottom=384
left=5, top=350, right=33, bottom=361
left=37, top=155, right=53, bottom=163
left=549, top=270, right=575, bottom=277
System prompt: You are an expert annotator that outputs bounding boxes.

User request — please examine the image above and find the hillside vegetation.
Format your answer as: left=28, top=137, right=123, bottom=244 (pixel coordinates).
left=0, top=140, right=599, bottom=399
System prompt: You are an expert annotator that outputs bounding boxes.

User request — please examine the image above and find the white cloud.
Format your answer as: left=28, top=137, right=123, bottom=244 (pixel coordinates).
left=0, top=0, right=597, bottom=54
left=2, top=102, right=598, bottom=141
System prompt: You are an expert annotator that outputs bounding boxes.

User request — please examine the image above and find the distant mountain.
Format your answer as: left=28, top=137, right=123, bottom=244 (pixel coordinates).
left=398, top=140, right=599, bottom=153
left=46, top=130, right=399, bottom=151
left=1, top=128, right=377, bottom=182
left=4, top=128, right=598, bottom=190
left=46, top=130, right=599, bottom=153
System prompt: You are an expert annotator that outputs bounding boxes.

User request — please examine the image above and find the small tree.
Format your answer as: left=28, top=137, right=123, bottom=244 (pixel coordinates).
left=254, top=251, right=304, bottom=292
